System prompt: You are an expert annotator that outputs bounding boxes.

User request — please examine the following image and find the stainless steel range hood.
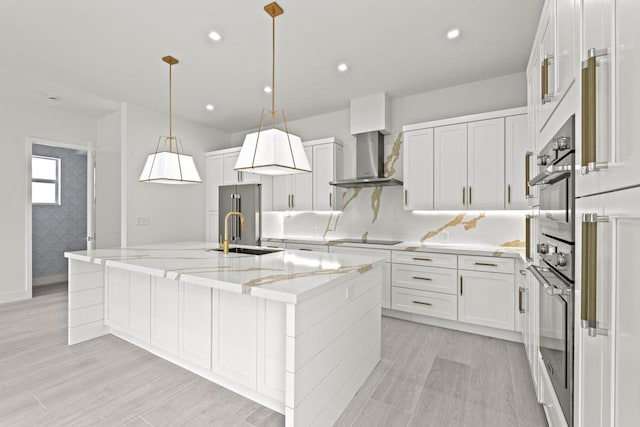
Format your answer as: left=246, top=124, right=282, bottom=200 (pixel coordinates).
left=330, top=93, right=402, bottom=188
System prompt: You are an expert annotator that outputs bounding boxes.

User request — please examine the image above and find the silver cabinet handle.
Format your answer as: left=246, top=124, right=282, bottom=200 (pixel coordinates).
left=329, top=192, right=332, bottom=208
left=507, top=184, right=511, bottom=204
left=405, top=189, right=408, bottom=206
left=468, top=186, right=472, bottom=205
left=459, top=276, right=463, bottom=296
left=291, top=194, right=294, bottom=209
left=412, top=276, right=432, bottom=281
left=474, top=262, right=498, bottom=267
left=412, top=257, right=433, bottom=262
left=298, top=248, right=313, bottom=251
left=462, top=187, right=465, bottom=205
left=412, top=301, right=433, bottom=306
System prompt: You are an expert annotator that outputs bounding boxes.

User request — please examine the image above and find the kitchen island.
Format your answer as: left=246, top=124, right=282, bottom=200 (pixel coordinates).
left=65, top=242, right=384, bottom=427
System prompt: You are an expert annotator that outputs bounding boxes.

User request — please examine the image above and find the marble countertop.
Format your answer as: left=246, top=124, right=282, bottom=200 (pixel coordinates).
left=65, top=242, right=385, bottom=304
left=263, top=237, right=527, bottom=262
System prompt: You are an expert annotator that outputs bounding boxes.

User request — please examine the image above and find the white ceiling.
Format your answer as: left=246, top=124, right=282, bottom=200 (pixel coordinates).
left=0, top=0, right=543, bottom=133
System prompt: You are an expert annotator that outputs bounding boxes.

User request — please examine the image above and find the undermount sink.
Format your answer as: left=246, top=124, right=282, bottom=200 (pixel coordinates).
left=209, top=247, right=283, bottom=256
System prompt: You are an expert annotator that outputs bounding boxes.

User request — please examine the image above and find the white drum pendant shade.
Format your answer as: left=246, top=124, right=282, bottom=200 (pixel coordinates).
left=235, top=128, right=310, bottom=175
left=139, top=149, right=202, bottom=184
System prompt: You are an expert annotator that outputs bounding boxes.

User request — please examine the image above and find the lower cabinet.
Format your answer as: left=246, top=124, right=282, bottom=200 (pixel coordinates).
left=212, top=290, right=258, bottom=389
left=151, top=277, right=180, bottom=356
left=105, top=267, right=151, bottom=343
left=458, top=269, right=516, bottom=331
left=391, top=287, right=457, bottom=320
left=179, top=282, right=212, bottom=370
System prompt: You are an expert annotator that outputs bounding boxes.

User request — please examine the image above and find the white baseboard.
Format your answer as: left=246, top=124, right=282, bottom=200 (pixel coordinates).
left=382, top=308, right=523, bottom=343
left=0, top=289, right=30, bottom=304
left=33, top=273, right=68, bottom=287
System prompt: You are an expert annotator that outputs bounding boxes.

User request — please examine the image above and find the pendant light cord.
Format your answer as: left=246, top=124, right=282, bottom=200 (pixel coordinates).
left=169, top=62, right=173, bottom=150
left=271, top=14, right=276, bottom=128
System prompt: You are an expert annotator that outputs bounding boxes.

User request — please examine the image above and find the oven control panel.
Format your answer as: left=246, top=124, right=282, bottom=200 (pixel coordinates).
left=538, top=235, right=574, bottom=282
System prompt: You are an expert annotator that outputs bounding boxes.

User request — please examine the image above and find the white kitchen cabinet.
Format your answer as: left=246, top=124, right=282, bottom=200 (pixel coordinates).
left=403, top=128, right=434, bottom=210
left=212, top=290, right=258, bottom=389
left=433, top=119, right=505, bottom=210
left=179, top=282, right=212, bottom=370
left=467, top=118, right=506, bottom=210
left=505, top=114, right=530, bottom=209
left=272, top=146, right=312, bottom=211
left=329, top=246, right=391, bottom=309
left=207, top=211, right=220, bottom=245
left=392, top=264, right=457, bottom=295
left=272, top=140, right=342, bottom=212
left=457, top=269, right=515, bottom=331
left=223, top=152, right=260, bottom=185
left=105, top=267, right=129, bottom=331
left=556, top=0, right=577, bottom=102
left=151, top=277, right=180, bottom=356
left=538, top=0, right=556, bottom=130
left=434, top=123, right=467, bottom=209
left=526, top=54, right=540, bottom=206
left=391, top=287, right=457, bottom=320
left=313, top=142, right=343, bottom=211
left=576, top=186, right=640, bottom=427
left=128, top=271, right=151, bottom=343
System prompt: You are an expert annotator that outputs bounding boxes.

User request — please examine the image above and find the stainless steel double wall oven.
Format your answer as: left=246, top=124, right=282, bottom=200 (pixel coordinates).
left=528, top=115, right=575, bottom=426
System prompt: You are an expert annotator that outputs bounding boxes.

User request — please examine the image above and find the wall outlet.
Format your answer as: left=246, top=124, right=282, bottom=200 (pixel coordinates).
left=137, top=216, right=150, bottom=226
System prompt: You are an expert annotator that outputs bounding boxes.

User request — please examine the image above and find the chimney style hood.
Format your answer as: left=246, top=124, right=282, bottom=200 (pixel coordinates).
left=330, top=93, right=402, bottom=188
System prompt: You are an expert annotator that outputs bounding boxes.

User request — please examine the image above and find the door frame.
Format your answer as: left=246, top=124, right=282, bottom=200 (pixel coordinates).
left=26, top=137, right=95, bottom=294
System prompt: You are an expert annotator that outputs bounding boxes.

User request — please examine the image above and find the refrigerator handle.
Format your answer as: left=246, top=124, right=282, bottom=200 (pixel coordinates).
left=236, top=197, right=242, bottom=240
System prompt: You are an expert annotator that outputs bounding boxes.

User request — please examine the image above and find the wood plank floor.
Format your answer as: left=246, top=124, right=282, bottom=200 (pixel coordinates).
left=0, top=283, right=546, bottom=426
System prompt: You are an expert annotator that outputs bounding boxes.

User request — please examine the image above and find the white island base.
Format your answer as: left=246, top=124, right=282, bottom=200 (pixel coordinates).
left=66, top=246, right=382, bottom=427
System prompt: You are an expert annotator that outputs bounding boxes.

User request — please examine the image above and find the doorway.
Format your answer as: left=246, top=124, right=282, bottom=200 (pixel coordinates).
left=27, top=139, right=95, bottom=291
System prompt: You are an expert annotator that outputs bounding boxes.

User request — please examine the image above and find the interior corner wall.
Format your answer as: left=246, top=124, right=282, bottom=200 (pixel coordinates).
left=96, top=110, right=122, bottom=249
left=122, top=103, right=230, bottom=246
left=0, top=100, right=97, bottom=304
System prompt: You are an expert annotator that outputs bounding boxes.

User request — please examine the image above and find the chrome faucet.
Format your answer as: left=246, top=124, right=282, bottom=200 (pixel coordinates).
left=222, top=211, right=245, bottom=254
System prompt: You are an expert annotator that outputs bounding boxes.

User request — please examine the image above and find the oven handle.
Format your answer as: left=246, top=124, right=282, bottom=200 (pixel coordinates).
left=527, top=265, right=573, bottom=297
left=528, top=164, right=572, bottom=186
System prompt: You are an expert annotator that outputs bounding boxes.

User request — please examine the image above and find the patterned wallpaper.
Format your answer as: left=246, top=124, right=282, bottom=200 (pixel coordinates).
left=32, top=144, right=87, bottom=279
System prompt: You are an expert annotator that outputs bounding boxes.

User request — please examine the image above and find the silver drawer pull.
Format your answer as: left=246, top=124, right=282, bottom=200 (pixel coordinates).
left=412, top=276, right=432, bottom=281
left=412, top=257, right=433, bottom=262
left=474, top=262, right=498, bottom=267
left=298, top=248, right=313, bottom=251
left=412, top=300, right=433, bottom=306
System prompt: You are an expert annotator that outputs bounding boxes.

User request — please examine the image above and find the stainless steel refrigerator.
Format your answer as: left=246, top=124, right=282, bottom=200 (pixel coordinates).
left=218, top=184, right=261, bottom=246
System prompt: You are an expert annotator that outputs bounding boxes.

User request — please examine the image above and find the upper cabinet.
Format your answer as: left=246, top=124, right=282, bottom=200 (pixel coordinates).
left=535, top=0, right=578, bottom=133
left=505, top=114, right=530, bottom=209
left=403, top=128, right=434, bottom=210
left=312, top=142, right=343, bottom=211
left=273, top=146, right=313, bottom=211
left=206, top=138, right=342, bottom=216
left=467, top=118, right=506, bottom=210
left=434, top=124, right=468, bottom=210
left=403, top=107, right=526, bottom=212
left=434, top=118, right=505, bottom=210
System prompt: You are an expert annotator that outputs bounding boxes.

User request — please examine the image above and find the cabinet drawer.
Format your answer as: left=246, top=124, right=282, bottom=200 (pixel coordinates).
left=391, top=287, right=457, bottom=320
left=392, top=264, right=457, bottom=295
left=392, top=251, right=457, bottom=269
left=459, top=255, right=514, bottom=274
left=329, top=246, right=391, bottom=262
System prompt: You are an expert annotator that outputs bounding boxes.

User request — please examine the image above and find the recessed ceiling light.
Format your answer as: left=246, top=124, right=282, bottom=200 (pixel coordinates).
left=337, top=63, right=349, bottom=72
left=264, top=86, right=272, bottom=94
left=205, top=104, right=215, bottom=111
left=447, top=28, right=460, bottom=40
left=208, top=31, right=222, bottom=41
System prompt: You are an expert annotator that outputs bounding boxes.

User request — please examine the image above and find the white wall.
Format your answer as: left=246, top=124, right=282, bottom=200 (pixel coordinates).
left=122, top=103, right=229, bottom=246
left=0, top=100, right=98, bottom=303
left=231, top=72, right=526, bottom=178
left=96, top=110, right=122, bottom=249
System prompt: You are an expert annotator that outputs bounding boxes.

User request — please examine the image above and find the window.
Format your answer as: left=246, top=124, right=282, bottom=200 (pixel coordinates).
left=32, top=155, right=61, bottom=205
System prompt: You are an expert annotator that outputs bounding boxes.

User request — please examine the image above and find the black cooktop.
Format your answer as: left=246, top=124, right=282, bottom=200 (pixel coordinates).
left=331, top=238, right=403, bottom=246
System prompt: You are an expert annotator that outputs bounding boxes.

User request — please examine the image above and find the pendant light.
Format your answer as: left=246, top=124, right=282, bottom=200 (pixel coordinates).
left=139, top=56, right=202, bottom=184
left=234, top=2, right=311, bottom=176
